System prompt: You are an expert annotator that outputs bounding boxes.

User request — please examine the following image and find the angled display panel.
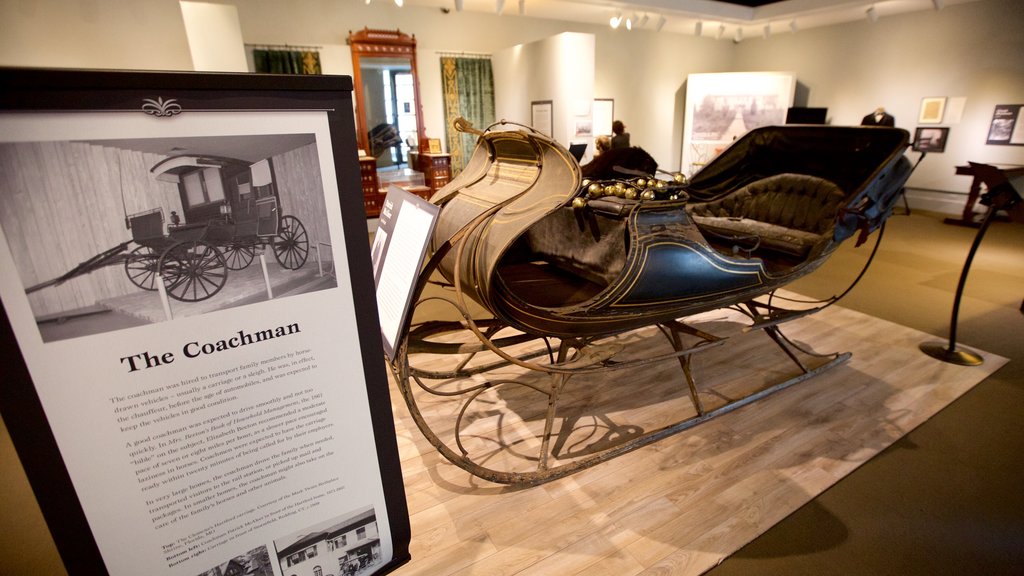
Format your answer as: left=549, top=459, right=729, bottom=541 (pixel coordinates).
left=0, top=68, right=410, bottom=576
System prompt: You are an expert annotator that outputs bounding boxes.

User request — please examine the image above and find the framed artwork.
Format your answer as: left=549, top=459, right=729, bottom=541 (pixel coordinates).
left=918, top=97, right=947, bottom=124
left=531, top=100, right=553, bottom=137
left=913, top=126, right=950, bottom=153
left=986, top=104, right=1024, bottom=146
left=574, top=119, right=593, bottom=138
left=682, top=71, right=795, bottom=177
left=427, top=137, right=443, bottom=154
left=0, top=68, right=410, bottom=576
left=593, top=98, right=614, bottom=136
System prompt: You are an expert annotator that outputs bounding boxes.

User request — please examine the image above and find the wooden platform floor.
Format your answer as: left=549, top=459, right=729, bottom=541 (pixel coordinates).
left=386, top=299, right=1005, bottom=576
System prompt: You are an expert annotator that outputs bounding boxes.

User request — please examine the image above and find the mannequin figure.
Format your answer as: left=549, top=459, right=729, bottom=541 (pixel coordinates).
left=862, top=106, right=895, bottom=126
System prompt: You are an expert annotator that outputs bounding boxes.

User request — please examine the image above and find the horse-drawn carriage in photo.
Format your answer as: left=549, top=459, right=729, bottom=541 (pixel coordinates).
left=29, top=154, right=310, bottom=303
left=389, top=119, right=915, bottom=485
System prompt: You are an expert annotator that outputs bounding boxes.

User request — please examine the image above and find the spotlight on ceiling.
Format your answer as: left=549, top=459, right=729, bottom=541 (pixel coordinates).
left=394, top=0, right=403, bottom=6
left=695, top=20, right=703, bottom=36
left=610, top=13, right=622, bottom=29
left=717, top=24, right=726, bottom=39
left=789, top=19, right=798, bottom=33
left=655, top=15, right=667, bottom=32
left=932, top=0, right=944, bottom=9
left=866, top=6, right=878, bottom=22
left=455, top=0, right=463, bottom=11
left=734, top=27, right=743, bottom=43
left=626, top=15, right=633, bottom=30
left=518, top=0, right=525, bottom=14
left=638, top=14, right=649, bottom=27
left=763, top=24, right=771, bottom=38
left=496, top=0, right=505, bottom=14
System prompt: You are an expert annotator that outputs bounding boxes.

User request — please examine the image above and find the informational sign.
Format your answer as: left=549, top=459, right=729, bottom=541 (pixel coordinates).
left=986, top=104, right=1024, bottom=146
left=0, top=69, right=410, bottom=576
left=371, top=185, right=440, bottom=360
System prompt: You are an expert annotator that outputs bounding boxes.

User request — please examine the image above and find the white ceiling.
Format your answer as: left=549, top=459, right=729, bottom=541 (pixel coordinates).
left=406, top=0, right=983, bottom=38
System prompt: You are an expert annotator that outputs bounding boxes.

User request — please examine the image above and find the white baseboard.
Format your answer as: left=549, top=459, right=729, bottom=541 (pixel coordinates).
left=903, top=188, right=979, bottom=217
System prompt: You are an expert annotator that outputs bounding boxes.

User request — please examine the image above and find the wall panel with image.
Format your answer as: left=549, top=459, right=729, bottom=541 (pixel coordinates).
left=0, top=68, right=410, bottom=576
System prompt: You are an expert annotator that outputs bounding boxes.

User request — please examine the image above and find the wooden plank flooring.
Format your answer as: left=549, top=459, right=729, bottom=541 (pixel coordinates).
left=385, top=298, right=1006, bottom=576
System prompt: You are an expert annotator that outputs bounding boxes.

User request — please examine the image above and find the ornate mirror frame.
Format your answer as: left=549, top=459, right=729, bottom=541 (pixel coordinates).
left=348, top=28, right=427, bottom=157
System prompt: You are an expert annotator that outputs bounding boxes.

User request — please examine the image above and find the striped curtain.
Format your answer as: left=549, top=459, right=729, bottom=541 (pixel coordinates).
left=441, top=56, right=495, bottom=175
left=253, top=49, right=322, bottom=75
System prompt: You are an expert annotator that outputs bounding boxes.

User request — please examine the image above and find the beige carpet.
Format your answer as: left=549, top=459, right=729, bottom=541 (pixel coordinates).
left=387, top=299, right=1006, bottom=576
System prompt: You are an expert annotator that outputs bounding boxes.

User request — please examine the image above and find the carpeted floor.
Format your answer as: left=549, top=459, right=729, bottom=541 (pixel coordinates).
left=706, top=210, right=1024, bottom=575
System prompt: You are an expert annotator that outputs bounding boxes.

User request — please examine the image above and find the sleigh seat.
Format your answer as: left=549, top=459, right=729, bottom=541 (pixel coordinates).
left=686, top=173, right=847, bottom=264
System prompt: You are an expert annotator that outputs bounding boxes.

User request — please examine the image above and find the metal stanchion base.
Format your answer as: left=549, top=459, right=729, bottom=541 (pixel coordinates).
left=920, top=342, right=984, bottom=366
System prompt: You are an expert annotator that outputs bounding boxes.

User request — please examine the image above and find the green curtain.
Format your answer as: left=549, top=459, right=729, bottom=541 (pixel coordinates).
left=441, top=57, right=495, bottom=175
left=253, top=49, right=322, bottom=75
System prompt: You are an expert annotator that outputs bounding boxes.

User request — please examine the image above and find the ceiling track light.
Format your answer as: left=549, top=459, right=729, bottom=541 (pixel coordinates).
left=610, top=13, right=622, bottom=29
left=717, top=24, right=726, bottom=39
left=496, top=0, right=505, bottom=14
left=763, top=24, right=771, bottom=38
left=866, top=6, right=878, bottom=22
left=789, top=19, right=798, bottom=33
left=455, top=0, right=463, bottom=11
left=932, top=0, right=944, bottom=9
left=695, top=20, right=703, bottom=36
left=518, top=0, right=525, bottom=15
left=655, top=15, right=667, bottom=32
left=734, top=27, right=743, bottom=42
left=638, top=13, right=649, bottom=28
left=394, top=0, right=403, bottom=6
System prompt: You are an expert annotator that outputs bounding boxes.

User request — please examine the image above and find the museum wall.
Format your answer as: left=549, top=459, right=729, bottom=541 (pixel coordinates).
left=0, top=2, right=1021, bottom=571
left=731, top=0, right=1024, bottom=210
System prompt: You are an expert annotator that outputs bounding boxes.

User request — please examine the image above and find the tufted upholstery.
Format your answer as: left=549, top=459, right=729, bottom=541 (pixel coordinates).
left=687, top=173, right=847, bottom=258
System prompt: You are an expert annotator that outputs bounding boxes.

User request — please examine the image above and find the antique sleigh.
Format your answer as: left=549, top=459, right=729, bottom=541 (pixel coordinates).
left=389, top=119, right=912, bottom=485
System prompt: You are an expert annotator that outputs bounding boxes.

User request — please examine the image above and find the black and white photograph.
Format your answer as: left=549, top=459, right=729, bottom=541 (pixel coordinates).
left=913, top=126, right=950, bottom=153
left=275, top=506, right=383, bottom=576
left=196, top=545, right=274, bottom=576
left=682, top=72, right=795, bottom=176
left=0, top=133, right=338, bottom=342
left=986, top=103, right=1024, bottom=145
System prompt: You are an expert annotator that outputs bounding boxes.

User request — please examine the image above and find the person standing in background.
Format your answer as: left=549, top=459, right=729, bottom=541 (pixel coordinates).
left=610, top=120, right=631, bottom=148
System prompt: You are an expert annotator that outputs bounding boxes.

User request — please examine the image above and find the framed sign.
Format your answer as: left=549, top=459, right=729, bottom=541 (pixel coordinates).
left=531, top=100, right=553, bottom=137
left=593, top=98, right=614, bottom=136
left=371, top=186, right=440, bottom=360
left=986, top=104, right=1024, bottom=146
left=0, top=68, right=410, bottom=575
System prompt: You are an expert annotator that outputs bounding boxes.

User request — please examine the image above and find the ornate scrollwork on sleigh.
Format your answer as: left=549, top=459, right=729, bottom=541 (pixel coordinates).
left=388, top=120, right=912, bottom=486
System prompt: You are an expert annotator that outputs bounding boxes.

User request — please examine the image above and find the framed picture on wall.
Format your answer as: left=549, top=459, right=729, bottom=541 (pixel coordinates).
left=531, top=100, right=553, bottom=137
left=593, top=98, right=614, bottom=136
left=986, top=104, right=1024, bottom=145
left=913, top=126, right=950, bottom=153
left=918, top=97, right=946, bottom=124
left=0, top=68, right=410, bottom=576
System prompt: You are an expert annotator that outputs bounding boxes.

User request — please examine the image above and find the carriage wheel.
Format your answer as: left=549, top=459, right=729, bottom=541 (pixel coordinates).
left=223, top=242, right=256, bottom=270
left=273, top=215, right=309, bottom=270
left=158, top=240, right=228, bottom=302
left=125, top=245, right=160, bottom=291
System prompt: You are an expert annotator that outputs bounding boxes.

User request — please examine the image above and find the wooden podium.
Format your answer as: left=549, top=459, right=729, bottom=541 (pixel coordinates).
left=947, top=162, right=1024, bottom=225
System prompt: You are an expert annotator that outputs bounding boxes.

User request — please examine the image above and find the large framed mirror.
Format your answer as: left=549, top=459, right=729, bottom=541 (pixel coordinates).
left=348, top=28, right=426, bottom=171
